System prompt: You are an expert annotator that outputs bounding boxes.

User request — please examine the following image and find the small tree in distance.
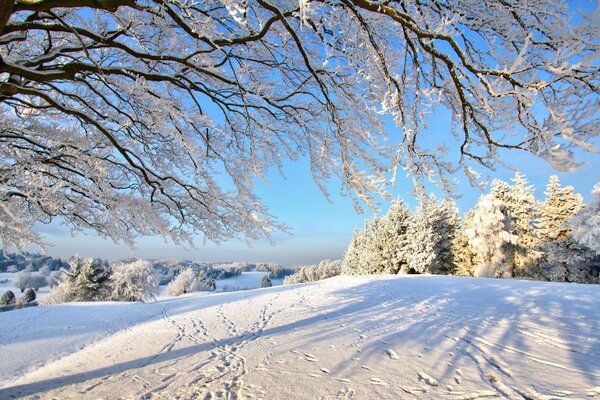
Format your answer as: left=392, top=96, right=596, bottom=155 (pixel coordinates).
left=261, top=275, right=272, bottom=288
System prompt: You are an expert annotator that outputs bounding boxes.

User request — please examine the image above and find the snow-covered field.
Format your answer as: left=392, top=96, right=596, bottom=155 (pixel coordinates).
left=0, top=275, right=599, bottom=399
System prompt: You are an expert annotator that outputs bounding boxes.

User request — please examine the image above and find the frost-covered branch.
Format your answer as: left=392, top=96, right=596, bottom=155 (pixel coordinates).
left=0, top=0, right=597, bottom=248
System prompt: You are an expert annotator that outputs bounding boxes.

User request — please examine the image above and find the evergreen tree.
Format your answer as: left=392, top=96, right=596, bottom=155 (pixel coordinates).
left=377, top=200, right=413, bottom=274
left=22, top=288, right=36, bottom=303
left=570, top=183, right=600, bottom=254
left=342, top=228, right=371, bottom=275
left=537, top=176, right=585, bottom=282
left=407, top=197, right=459, bottom=274
left=64, top=258, right=112, bottom=301
left=491, top=174, right=542, bottom=277
left=467, top=194, right=517, bottom=278
left=342, top=199, right=412, bottom=275
left=0, top=290, right=16, bottom=306
left=452, top=211, right=477, bottom=276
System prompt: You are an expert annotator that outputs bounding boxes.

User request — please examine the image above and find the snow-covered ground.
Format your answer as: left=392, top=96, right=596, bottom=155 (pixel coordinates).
left=0, top=275, right=599, bottom=399
left=215, top=271, right=282, bottom=292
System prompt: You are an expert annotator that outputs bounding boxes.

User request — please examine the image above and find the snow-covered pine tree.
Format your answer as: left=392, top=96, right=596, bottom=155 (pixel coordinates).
left=491, top=174, right=542, bottom=278
left=342, top=227, right=370, bottom=275
left=570, top=183, right=600, bottom=254
left=452, top=211, right=477, bottom=276
left=342, top=199, right=412, bottom=275
left=537, top=176, right=589, bottom=282
left=64, top=258, right=112, bottom=301
left=406, top=197, right=459, bottom=274
left=467, top=194, right=517, bottom=278
left=376, top=200, right=413, bottom=274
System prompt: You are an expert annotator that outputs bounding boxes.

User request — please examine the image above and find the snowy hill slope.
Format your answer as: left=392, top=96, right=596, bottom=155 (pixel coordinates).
left=0, top=275, right=599, bottom=399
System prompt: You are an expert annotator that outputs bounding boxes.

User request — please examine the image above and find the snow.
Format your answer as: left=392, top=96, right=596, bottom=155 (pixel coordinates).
left=0, top=275, right=599, bottom=399
left=215, top=271, right=274, bottom=291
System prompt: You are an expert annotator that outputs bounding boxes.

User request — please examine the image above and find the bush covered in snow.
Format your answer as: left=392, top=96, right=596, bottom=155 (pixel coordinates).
left=110, top=260, right=159, bottom=302
left=284, top=260, right=342, bottom=285
left=166, top=268, right=215, bottom=297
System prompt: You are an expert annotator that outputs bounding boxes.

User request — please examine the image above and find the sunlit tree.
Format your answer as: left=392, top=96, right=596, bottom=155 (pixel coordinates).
left=1, top=0, right=598, bottom=248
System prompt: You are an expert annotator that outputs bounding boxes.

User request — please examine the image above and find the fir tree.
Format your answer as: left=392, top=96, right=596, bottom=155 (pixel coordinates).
left=570, top=183, right=600, bottom=254
left=467, top=194, right=517, bottom=278
left=537, top=176, right=585, bottom=282
left=491, top=174, right=542, bottom=277
left=0, top=290, right=16, bottom=306
left=22, top=288, right=36, bottom=303
left=342, top=199, right=412, bottom=275
left=64, top=258, right=112, bottom=301
left=452, top=211, right=477, bottom=276
left=407, top=197, right=459, bottom=274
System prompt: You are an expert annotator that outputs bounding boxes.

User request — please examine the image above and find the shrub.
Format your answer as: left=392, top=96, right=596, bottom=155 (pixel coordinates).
left=261, top=274, right=272, bottom=288
left=22, top=288, right=36, bottom=303
left=0, top=290, right=16, bottom=306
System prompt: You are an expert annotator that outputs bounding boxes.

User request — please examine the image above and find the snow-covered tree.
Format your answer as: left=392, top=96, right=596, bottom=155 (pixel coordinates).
left=342, top=218, right=381, bottom=275
left=491, top=174, right=542, bottom=277
left=570, top=183, right=600, bottom=254
left=14, top=270, right=47, bottom=292
left=109, top=260, right=159, bottom=302
left=406, top=197, right=459, bottom=275
left=166, top=268, right=214, bottom=296
left=537, top=176, right=587, bottom=282
left=61, top=258, right=112, bottom=302
left=342, top=200, right=412, bottom=275
left=1, top=1, right=598, bottom=250
left=467, top=194, right=517, bottom=278
left=261, top=275, right=272, bottom=288
left=166, top=268, right=199, bottom=297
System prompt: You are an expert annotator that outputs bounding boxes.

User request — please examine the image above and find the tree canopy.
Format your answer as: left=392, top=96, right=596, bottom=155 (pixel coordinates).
left=1, top=0, right=598, bottom=248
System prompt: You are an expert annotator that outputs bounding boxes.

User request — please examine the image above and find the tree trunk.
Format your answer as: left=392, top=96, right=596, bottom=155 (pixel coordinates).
left=0, top=0, right=14, bottom=35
